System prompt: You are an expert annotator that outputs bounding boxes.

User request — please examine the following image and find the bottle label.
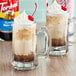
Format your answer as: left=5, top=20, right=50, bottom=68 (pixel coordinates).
left=0, top=0, right=19, bottom=19
left=0, top=19, right=14, bottom=33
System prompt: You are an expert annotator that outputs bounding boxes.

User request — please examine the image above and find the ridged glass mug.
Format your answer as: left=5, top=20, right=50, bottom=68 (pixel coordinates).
left=46, top=10, right=76, bottom=56
left=12, top=23, right=50, bottom=70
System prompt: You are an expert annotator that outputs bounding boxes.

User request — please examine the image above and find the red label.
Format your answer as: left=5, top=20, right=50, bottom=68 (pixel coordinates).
left=0, top=0, right=19, bottom=12
left=12, top=0, right=19, bottom=12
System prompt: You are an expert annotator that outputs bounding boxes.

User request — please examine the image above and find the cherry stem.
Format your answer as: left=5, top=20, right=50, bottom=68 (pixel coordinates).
left=32, top=1, right=37, bottom=16
left=64, top=0, right=68, bottom=7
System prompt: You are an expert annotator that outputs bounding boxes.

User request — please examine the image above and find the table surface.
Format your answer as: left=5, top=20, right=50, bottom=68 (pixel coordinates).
left=0, top=24, right=76, bottom=76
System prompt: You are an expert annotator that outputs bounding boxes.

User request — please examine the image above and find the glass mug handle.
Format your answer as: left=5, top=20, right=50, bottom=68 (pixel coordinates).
left=68, top=17, right=76, bottom=45
left=37, top=26, right=51, bottom=59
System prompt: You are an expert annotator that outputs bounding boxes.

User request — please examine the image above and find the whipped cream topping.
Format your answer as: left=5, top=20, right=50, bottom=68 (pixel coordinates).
left=47, top=0, right=68, bottom=15
left=14, top=11, right=35, bottom=26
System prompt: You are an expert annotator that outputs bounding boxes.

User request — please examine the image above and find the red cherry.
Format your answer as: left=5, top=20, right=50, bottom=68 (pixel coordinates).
left=47, top=3, right=48, bottom=7
left=28, top=15, right=34, bottom=21
left=61, top=6, right=67, bottom=11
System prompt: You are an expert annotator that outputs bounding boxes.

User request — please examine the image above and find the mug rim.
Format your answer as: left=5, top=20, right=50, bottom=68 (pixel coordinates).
left=13, top=22, right=36, bottom=28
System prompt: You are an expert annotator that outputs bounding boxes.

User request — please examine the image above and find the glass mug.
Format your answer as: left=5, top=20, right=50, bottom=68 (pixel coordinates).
left=46, top=11, right=75, bottom=55
left=12, top=23, right=50, bottom=70
left=57, top=0, right=74, bottom=36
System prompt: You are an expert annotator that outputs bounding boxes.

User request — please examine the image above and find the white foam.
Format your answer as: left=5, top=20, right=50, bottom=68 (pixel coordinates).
left=14, top=11, right=36, bottom=27
left=47, top=0, right=68, bottom=16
